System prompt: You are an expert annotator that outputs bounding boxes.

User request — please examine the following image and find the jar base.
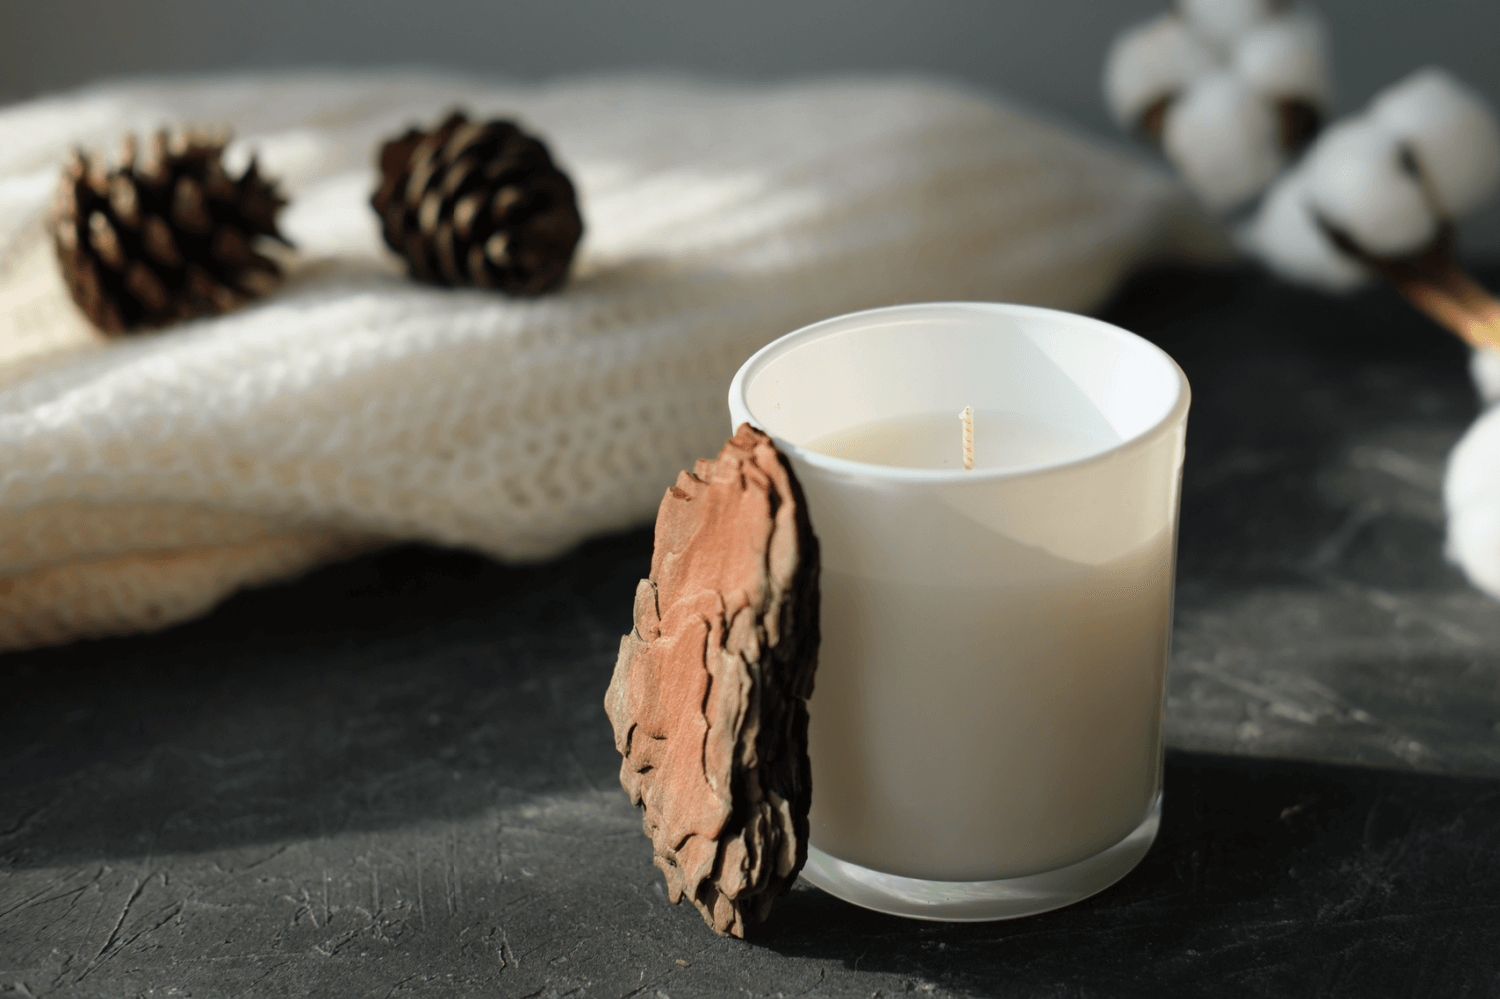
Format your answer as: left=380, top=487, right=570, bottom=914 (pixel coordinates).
left=799, top=792, right=1162, bottom=922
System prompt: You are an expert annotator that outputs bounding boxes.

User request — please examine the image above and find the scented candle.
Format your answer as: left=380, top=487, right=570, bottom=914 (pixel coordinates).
left=727, top=301, right=1189, bottom=920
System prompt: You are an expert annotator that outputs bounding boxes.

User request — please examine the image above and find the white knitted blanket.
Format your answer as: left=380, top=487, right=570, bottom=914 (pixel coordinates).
left=0, top=72, right=1223, bottom=652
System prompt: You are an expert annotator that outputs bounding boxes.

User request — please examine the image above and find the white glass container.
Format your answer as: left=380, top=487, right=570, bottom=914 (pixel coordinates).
left=727, top=301, right=1190, bottom=921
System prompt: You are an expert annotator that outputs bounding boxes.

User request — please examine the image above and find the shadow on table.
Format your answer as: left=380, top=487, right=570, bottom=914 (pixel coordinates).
left=760, top=750, right=1500, bottom=998
left=1103, top=264, right=1480, bottom=603
left=0, top=532, right=654, bottom=869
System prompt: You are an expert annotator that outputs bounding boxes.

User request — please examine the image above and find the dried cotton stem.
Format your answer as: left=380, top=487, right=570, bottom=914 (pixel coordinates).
left=1321, top=221, right=1500, bottom=352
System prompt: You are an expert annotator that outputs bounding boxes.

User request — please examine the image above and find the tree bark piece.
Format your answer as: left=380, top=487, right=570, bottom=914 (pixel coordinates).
left=604, top=424, right=820, bottom=938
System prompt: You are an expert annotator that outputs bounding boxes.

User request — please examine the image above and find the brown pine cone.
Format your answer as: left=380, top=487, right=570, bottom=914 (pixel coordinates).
left=371, top=111, right=583, bottom=296
left=604, top=424, right=821, bottom=939
left=52, top=131, right=289, bottom=335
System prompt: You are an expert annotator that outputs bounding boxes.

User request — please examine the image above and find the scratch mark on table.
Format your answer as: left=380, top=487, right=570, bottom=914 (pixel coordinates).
left=499, top=923, right=519, bottom=969
left=242, top=843, right=290, bottom=871
left=416, top=850, right=427, bottom=931
left=75, top=870, right=152, bottom=982
left=0, top=880, right=87, bottom=922
left=446, top=824, right=459, bottom=916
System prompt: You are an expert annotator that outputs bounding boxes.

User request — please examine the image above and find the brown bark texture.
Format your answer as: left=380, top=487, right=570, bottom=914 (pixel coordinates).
left=604, top=423, right=821, bottom=938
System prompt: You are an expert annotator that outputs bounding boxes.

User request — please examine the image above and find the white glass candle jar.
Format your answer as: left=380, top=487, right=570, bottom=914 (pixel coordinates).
left=727, top=301, right=1189, bottom=921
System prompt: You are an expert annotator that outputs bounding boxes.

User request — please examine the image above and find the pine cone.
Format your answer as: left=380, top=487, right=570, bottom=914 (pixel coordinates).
left=52, top=131, right=289, bottom=335
left=371, top=111, right=583, bottom=296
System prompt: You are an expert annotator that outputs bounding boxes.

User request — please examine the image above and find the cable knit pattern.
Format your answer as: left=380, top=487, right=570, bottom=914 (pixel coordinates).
left=0, top=72, right=1224, bottom=651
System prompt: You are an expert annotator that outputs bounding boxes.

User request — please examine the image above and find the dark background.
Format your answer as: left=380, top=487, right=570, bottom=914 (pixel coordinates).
left=3, top=0, right=1500, bottom=251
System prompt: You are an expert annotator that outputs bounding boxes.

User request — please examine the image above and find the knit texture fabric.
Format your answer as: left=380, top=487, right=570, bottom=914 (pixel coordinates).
left=0, top=72, right=1226, bottom=652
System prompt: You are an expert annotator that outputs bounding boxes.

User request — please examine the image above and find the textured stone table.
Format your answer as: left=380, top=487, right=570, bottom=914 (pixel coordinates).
left=3, top=266, right=1499, bottom=997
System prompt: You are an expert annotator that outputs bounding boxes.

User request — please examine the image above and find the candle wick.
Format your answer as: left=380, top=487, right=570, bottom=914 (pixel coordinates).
left=960, top=406, right=974, bottom=471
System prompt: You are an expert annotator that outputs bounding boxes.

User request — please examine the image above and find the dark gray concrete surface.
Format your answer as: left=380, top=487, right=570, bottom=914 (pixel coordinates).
left=1124, top=266, right=1500, bottom=778
left=3, top=265, right=1499, bottom=996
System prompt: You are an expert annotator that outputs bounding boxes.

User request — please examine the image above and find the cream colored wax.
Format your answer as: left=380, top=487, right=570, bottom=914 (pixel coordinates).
left=807, top=409, right=1116, bottom=472
left=799, top=411, right=1174, bottom=881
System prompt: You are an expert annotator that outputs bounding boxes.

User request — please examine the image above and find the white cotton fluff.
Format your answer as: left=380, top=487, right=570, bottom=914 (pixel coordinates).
left=1103, top=13, right=1218, bottom=127
left=1370, top=68, right=1500, bottom=217
left=1179, top=0, right=1278, bottom=46
left=1473, top=349, right=1500, bottom=408
left=1163, top=71, right=1284, bottom=211
left=1241, top=164, right=1369, bottom=291
left=1232, top=9, right=1333, bottom=107
left=1303, top=118, right=1438, bottom=257
left=1444, top=403, right=1500, bottom=600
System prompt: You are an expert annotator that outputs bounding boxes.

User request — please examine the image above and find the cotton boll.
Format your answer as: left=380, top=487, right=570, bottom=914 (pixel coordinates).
left=1162, top=72, right=1283, bottom=211
left=1304, top=118, right=1438, bottom=257
left=1241, top=165, right=1369, bottom=291
left=1179, top=0, right=1277, bottom=46
left=1232, top=9, right=1333, bottom=108
left=1103, top=13, right=1218, bottom=128
left=1444, top=405, right=1500, bottom=600
left=1472, top=349, right=1500, bottom=408
left=1371, top=68, right=1500, bottom=217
